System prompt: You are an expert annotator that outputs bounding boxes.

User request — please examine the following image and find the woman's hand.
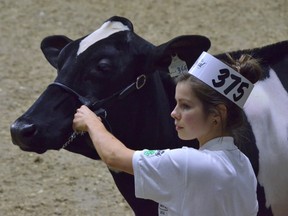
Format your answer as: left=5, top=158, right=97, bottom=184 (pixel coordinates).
left=72, top=105, right=103, bottom=133
left=73, top=105, right=134, bottom=175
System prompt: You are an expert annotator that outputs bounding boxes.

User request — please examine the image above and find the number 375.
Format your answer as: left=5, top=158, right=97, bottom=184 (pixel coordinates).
left=212, top=69, right=250, bottom=102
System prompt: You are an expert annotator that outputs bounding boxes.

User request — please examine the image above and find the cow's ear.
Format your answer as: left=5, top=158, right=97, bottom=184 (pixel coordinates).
left=41, top=35, right=73, bottom=68
left=106, top=16, right=134, bottom=31
left=153, top=35, right=211, bottom=71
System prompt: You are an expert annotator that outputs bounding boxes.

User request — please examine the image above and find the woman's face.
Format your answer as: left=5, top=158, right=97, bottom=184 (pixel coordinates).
left=171, top=81, right=216, bottom=144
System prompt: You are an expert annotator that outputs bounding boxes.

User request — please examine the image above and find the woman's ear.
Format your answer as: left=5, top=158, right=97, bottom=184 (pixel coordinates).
left=215, top=104, right=227, bottom=125
left=211, top=104, right=227, bottom=124
left=217, top=104, right=227, bottom=118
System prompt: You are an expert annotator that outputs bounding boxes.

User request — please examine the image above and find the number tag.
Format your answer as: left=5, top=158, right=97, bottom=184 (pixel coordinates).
left=212, top=69, right=251, bottom=102
left=168, top=55, right=188, bottom=77
left=188, top=52, right=254, bottom=108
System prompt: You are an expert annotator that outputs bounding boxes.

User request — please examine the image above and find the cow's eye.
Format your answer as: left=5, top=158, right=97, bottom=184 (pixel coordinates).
left=97, top=59, right=112, bottom=73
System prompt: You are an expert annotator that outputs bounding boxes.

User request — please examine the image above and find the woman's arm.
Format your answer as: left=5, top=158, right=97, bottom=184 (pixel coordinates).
left=73, top=105, right=135, bottom=175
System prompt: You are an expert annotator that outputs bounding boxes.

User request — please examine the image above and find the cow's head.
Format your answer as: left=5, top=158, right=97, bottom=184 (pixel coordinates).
left=10, top=16, right=210, bottom=159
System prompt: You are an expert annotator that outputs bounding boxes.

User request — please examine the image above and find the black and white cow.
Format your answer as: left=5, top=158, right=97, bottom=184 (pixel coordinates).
left=10, top=16, right=288, bottom=216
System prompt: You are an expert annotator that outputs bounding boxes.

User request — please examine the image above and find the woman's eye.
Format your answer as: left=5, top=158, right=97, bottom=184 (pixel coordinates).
left=180, top=103, right=191, bottom=110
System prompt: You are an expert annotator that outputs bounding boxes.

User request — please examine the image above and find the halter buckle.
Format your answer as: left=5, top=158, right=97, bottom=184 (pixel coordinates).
left=136, top=74, right=146, bottom=90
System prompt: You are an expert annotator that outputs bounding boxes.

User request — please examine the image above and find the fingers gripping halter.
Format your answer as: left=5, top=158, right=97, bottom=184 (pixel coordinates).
left=188, top=52, right=254, bottom=108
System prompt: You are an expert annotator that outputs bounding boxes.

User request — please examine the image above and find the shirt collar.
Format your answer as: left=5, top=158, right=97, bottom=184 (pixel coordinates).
left=199, top=136, right=238, bottom=151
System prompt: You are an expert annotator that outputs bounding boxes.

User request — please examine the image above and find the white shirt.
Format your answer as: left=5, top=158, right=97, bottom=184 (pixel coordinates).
left=133, top=137, right=258, bottom=216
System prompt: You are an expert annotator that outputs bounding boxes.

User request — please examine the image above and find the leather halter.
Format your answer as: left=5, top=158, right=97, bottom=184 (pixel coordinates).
left=48, top=74, right=147, bottom=116
left=49, top=74, right=147, bottom=149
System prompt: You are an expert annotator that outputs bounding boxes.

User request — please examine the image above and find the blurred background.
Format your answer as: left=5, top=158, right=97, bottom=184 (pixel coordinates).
left=0, top=0, right=287, bottom=215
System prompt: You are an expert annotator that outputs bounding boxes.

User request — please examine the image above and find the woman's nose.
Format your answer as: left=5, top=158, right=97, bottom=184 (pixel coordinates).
left=171, top=107, right=179, bottom=120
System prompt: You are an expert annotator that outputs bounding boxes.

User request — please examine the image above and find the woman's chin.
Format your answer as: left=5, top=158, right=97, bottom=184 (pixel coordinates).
left=178, top=133, right=195, bottom=141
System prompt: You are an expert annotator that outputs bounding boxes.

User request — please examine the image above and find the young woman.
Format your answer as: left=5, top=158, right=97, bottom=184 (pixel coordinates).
left=73, top=52, right=261, bottom=216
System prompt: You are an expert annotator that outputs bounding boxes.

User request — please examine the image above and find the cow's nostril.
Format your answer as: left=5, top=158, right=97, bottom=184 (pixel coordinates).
left=11, top=122, right=37, bottom=139
left=21, top=124, right=37, bottom=137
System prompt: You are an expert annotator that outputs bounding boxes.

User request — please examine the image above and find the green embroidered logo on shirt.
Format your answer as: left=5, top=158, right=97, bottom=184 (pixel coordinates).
left=143, top=150, right=165, bottom=157
left=144, top=150, right=157, bottom=157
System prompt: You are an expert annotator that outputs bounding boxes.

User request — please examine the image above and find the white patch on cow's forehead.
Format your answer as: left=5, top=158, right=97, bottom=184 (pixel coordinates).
left=77, top=21, right=130, bottom=55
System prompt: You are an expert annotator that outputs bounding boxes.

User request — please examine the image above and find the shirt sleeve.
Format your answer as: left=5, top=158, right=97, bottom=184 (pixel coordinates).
left=132, top=148, right=189, bottom=204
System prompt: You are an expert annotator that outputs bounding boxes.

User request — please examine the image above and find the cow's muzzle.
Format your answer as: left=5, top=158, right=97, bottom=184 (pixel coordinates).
left=10, top=120, right=46, bottom=153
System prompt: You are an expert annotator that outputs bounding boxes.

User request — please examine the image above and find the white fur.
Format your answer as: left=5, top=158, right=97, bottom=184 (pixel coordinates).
left=244, top=68, right=288, bottom=216
left=77, top=21, right=130, bottom=55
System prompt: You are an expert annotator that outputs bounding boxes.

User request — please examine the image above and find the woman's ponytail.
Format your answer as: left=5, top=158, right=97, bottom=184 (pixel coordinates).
left=225, top=53, right=263, bottom=84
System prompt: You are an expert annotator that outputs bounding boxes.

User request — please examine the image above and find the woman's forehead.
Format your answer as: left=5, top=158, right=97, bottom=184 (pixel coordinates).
left=175, top=82, right=197, bottom=100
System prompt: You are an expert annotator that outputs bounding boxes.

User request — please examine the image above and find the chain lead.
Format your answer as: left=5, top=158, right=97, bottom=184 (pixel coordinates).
left=62, top=131, right=86, bottom=149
